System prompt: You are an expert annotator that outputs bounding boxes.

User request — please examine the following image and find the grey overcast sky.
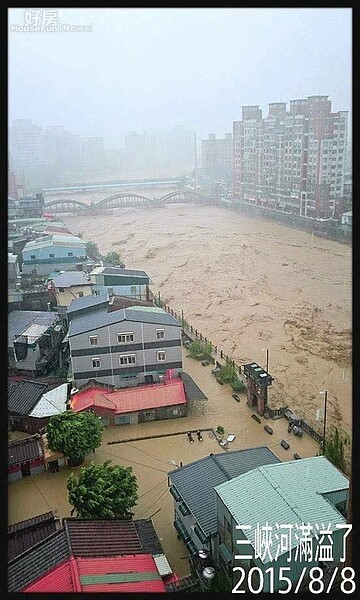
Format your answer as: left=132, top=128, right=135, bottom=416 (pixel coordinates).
left=8, top=7, right=352, bottom=146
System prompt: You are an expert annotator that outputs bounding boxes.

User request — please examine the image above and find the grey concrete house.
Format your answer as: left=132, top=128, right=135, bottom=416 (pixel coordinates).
left=168, top=447, right=280, bottom=561
left=68, top=305, right=182, bottom=388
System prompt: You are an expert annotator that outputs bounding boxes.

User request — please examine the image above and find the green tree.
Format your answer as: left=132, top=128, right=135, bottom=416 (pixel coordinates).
left=46, top=410, right=103, bottom=464
left=85, top=240, right=100, bottom=260
left=67, top=460, right=138, bottom=518
left=187, top=339, right=213, bottom=361
left=324, top=425, right=350, bottom=474
left=102, top=251, right=125, bottom=267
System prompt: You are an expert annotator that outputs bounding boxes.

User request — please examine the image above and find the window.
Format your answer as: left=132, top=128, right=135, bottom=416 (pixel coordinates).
left=59, top=287, right=64, bottom=292
left=31, top=255, right=36, bottom=260
left=131, top=286, right=137, bottom=296
left=89, top=336, right=98, bottom=346
left=92, top=357, right=101, bottom=368
left=156, top=329, right=165, bottom=340
left=157, top=350, right=166, bottom=362
left=117, top=332, right=134, bottom=344
left=49, top=253, right=55, bottom=258
left=119, top=354, right=136, bottom=365
left=78, top=291, right=84, bottom=298
left=68, top=252, right=73, bottom=257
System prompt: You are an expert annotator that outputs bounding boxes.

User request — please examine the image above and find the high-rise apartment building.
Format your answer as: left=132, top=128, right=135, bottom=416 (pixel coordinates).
left=9, top=119, right=46, bottom=172
left=233, top=96, right=348, bottom=218
left=201, top=133, right=233, bottom=182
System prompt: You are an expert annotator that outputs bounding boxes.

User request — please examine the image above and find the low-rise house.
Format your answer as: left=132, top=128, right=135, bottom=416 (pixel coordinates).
left=69, top=376, right=187, bottom=426
left=48, top=271, right=93, bottom=307
left=68, top=305, right=182, bottom=388
left=341, top=209, right=352, bottom=236
left=8, top=252, right=20, bottom=289
left=8, top=511, right=62, bottom=562
left=8, top=516, right=176, bottom=593
left=8, top=378, right=69, bottom=434
left=89, top=266, right=152, bottom=300
left=214, top=455, right=349, bottom=592
left=8, top=436, right=44, bottom=482
left=8, top=310, right=64, bottom=376
left=66, top=292, right=109, bottom=321
left=168, top=447, right=280, bottom=561
left=21, top=234, right=89, bottom=276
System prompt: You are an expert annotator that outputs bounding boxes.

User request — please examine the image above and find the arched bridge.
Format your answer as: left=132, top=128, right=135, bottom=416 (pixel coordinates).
left=44, top=188, right=211, bottom=213
left=44, top=198, right=91, bottom=212
left=97, top=193, right=152, bottom=208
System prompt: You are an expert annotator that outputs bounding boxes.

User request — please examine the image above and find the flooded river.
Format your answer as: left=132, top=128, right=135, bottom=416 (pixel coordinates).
left=62, top=202, right=352, bottom=436
left=8, top=202, right=351, bottom=579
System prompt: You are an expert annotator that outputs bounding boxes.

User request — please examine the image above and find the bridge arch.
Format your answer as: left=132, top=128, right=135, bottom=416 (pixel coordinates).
left=44, top=198, right=89, bottom=212
left=96, top=193, right=152, bottom=208
left=159, top=189, right=208, bottom=204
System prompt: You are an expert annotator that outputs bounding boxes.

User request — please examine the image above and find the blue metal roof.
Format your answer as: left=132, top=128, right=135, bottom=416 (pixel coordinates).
left=168, top=447, right=280, bottom=537
left=68, top=306, right=180, bottom=337
left=67, top=292, right=109, bottom=315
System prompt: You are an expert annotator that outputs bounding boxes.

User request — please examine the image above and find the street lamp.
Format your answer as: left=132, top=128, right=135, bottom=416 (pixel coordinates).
left=261, top=348, right=269, bottom=374
left=319, top=390, right=328, bottom=454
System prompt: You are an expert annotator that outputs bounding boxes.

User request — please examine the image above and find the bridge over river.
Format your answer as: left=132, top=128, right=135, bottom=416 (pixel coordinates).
left=44, top=188, right=215, bottom=213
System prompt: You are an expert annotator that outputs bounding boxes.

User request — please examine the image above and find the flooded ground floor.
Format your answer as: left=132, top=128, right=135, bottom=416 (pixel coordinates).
left=8, top=351, right=320, bottom=577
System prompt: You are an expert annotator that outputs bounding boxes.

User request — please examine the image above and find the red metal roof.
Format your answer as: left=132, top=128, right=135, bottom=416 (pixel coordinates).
left=70, top=377, right=186, bottom=415
left=76, top=554, right=166, bottom=593
left=23, top=560, right=75, bottom=592
left=23, top=554, right=166, bottom=593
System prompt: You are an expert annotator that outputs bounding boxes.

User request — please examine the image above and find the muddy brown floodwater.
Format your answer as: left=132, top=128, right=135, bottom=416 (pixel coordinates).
left=62, top=203, right=352, bottom=437
left=8, top=203, right=351, bottom=580
left=8, top=351, right=321, bottom=578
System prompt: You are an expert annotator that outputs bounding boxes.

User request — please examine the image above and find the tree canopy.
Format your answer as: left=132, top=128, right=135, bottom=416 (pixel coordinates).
left=67, top=460, right=138, bottom=518
left=46, top=410, right=103, bottom=462
left=85, top=240, right=100, bottom=260
left=102, top=251, right=125, bottom=268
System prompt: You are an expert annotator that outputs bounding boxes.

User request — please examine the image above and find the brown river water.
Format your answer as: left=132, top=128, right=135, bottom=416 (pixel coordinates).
left=9, top=198, right=352, bottom=579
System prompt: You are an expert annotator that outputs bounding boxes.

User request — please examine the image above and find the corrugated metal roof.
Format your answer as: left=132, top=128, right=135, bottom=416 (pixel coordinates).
left=215, top=456, right=349, bottom=561
left=134, top=519, right=164, bottom=556
left=8, top=437, right=44, bottom=467
left=23, top=234, right=85, bottom=250
left=23, top=560, right=74, bottom=592
left=8, top=512, right=60, bottom=562
left=29, top=383, right=68, bottom=417
left=71, top=378, right=186, bottom=415
left=65, top=519, right=143, bottom=557
left=153, top=554, right=173, bottom=576
left=168, top=447, right=280, bottom=537
left=8, top=528, right=70, bottom=592
left=8, top=311, right=58, bottom=348
left=8, top=379, right=48, bottom=415
left=68, top=305, right=180, bottom=337
left=67, top=292, right=109, bottom=315
left=51, top=271, right=92, bottom=288
left=76, top=554, right=166, bottom=593
left=90, top=266, right=149, bottom=278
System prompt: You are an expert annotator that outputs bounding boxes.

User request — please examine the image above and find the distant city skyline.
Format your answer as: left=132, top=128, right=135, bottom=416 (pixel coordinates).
left=8, top=8, right=352, bottom=147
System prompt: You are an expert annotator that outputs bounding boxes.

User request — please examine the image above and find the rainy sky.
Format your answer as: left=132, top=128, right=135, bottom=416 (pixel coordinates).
left=8, top=7, right=352, bottom=146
